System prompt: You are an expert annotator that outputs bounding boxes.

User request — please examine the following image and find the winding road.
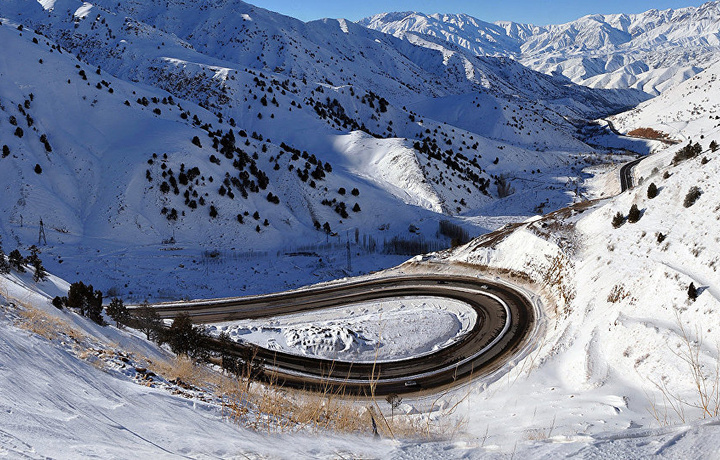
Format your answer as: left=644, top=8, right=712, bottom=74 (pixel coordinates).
left=619, top=156, right=644, bottom=191
left=138, top=275, right=536, bottom=395
left=134, top=121, right=653, bottom=395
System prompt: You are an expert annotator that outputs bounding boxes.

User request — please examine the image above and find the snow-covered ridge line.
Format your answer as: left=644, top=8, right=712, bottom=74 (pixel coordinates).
left=360, top=1, right=720, bottom=95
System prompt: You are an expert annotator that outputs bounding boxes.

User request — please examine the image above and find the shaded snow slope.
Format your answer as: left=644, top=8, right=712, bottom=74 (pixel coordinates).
left=361, top=2, right=720, bottom=95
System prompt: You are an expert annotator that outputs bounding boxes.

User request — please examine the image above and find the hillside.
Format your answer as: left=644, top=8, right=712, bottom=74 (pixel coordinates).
left=609, top=59, right=720, bottom=141
left=0, top=1, right=645, bottom=300
left=432, top=65, right=720, bottom=453
left=361, top=1, right=720, bottom=95
left=2, top=111, right=720, bottom=457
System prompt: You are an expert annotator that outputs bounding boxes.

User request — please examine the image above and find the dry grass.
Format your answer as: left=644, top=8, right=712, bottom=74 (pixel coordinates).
left=607, top=284, right=631, bottom=303
left=4, top=294, right=460, bottom=440
left=12, top=299, right=88, bottom=344
left=646, top=311, right=720, bottom=426
left=16, top=306, right=66, bottom=340
left=628, top=127, right=670, bottom=140
left=155, top=356, right=207, bottom=386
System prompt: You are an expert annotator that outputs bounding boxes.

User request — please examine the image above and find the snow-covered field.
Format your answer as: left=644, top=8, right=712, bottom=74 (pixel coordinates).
left=208, top=296, right=477, bottom=362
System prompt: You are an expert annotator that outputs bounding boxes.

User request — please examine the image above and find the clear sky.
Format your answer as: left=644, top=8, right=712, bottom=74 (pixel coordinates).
left=249, top=0, right=709, bottom=25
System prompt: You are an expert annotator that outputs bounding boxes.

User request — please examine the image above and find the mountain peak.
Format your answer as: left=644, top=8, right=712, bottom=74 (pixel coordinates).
left=361, top=2, right=720, bottom=95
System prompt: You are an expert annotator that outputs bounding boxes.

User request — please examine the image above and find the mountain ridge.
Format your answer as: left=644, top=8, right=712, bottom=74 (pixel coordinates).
left=360, top=1, right=720, bottom=95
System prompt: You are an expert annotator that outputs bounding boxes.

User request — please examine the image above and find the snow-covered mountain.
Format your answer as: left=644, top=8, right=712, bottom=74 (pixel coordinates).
left=609, top=59, right=720, bottom=140
left=3, top=82, right=720, bottom=457
left=360, top=2, right=720, bottom=95
left=4, top=1, right=720, bottom=458
left=0, top=0, right=648, bottom=298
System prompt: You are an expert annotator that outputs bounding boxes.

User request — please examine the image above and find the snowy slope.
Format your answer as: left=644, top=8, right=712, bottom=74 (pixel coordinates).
left=361, top=1, right=720, bottom=95
left=4, top=149, right=720, bottom=458
left=0, top=3, right=648, bottom=301
left=432, top=70, right=720, bottom=454
left=609, top=59, right=720, bottom=141
left=358, top=11, right=527, bottom=57
left=0, top=270, right=409, bottom=459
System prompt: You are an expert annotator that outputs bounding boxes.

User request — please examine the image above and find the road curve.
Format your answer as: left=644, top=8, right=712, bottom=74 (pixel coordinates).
left=619, top=156, right=644, bottom=191
left=135, top=275, right=536, bottom=396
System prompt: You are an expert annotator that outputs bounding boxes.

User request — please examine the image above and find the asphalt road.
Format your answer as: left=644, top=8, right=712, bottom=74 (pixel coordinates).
left=136, top=275, right=536, bottom=396
left=619, top=156, right=644, bottom=191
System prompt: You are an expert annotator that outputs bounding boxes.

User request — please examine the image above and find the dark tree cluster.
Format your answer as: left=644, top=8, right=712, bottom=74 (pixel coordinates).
left=53, top=281, right=104, bottom=325
left=647, top=183, right=658, bottom=199
left=0, top=244, right=46, bottom=282
left=672, top=141, right=702, bottom=165
left=612, top=211, right=625, bottom=228
left=159, top=313, right=209, bottom=359
left=439, top=220, right=470, bottom=245
left=684, top=186, right=702, bottom=208
left=627, top=204, right=642, bottom=223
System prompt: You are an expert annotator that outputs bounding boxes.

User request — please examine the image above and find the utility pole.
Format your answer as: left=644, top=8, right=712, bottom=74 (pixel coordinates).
left=38, top=218, right=47, bottom=245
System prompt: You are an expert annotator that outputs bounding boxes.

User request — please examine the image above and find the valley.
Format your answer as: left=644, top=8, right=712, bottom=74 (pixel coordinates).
left=1, top=1, right=719, bottom=458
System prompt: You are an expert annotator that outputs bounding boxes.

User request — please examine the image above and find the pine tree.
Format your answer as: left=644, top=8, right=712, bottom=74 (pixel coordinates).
left=611, top=212, right=625, bottom=228
left=132, top=303, right=163, bottom=340
left=67, top=281, right=104, bottom=325
left=106, top=297, right=129, bottom=328
left=710, top=140, right=718, bottom=152
left=688, top=282, right=698, bottom=301
left=52, top=296, right=65, bottom=309
left=0, top=249, right=9, bottom=275
left=32, top=258, right=47, bottom=282
left=647, top=182, right=658, bottom=199
left=162, top=313, right=207, bottom=359
left=8, top=249, right=25, bottom=273
left=684, top=187, right=702, bottom=208
left=27, top=245, right=46, bottom=282
left=627, top=204, right=642, bottom=223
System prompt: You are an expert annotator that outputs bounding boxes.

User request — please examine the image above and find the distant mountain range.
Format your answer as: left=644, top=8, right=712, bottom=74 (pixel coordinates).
left=360, top=1, right=720, bottom=95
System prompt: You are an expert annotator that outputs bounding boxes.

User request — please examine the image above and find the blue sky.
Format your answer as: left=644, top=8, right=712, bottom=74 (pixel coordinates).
left=249, top=0, right=708, bottom=25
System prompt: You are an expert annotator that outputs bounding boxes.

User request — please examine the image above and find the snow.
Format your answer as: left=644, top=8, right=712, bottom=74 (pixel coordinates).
left=0, top=11, right=630, bottom=303
left=0, top=0, right=719, bottom=458
left=361, top=2, right=720, bottom=95
left=437, top=84, right=720, bottom=454
left=208, top=296, right=477, bottom=362
left=334, top=132, right=445, bottom=213
left=610, top=59, right=720, bottom=141
left=0, top=294, right=400, bottom=459
left=73, top=2, right=93, bottom=19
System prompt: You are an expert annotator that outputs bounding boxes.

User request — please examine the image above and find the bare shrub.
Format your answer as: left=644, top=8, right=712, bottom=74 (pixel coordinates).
left=647, top=313, right=720, bottom=426
left=607, top=285, right=630, bottom=303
